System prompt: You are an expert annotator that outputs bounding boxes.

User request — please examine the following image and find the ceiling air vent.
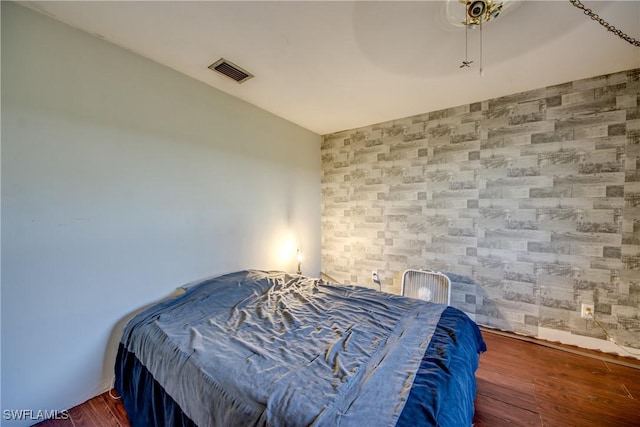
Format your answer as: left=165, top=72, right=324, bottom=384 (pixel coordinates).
left=208, top=58, right=254, bottom=84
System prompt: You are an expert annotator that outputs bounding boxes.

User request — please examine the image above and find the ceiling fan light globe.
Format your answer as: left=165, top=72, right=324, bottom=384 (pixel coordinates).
left=468, top=0, right=487, bottom=18
left=488, top=3, right=503, bottom=20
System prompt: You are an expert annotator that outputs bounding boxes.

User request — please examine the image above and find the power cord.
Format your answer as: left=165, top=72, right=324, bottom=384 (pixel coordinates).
left=108, top=377, right=122, bottom=400
left=586, top=307, right=640, bottom=357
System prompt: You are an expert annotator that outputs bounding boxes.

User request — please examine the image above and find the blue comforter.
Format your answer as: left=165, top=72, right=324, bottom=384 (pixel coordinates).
left=116, top=270, right=486, bottom=426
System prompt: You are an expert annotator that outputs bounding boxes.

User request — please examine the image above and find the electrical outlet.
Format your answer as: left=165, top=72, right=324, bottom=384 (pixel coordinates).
left=581, top=303, right=594, bottom=319
left=371, top=270, right=380, bottom=284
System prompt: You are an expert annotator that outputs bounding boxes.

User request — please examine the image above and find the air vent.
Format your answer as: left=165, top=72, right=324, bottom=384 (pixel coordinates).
left=208, top=58, right=253, bottom=84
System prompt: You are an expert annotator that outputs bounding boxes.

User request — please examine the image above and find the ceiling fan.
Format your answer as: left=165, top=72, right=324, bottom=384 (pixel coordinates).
left=455, top=0, right=506, bottom=74
left=451, top=0, right=638, bottom=74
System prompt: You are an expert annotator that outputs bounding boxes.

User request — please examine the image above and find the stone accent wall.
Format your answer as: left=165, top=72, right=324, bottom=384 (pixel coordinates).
left=321, top=69, right=640, bottom=349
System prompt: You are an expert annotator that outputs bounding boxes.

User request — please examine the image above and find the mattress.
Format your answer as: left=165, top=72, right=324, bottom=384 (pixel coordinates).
left=115, top=270, right=486, bottom=426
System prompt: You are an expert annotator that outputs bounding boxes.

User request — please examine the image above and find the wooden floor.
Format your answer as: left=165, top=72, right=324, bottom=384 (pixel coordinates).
left=36, top=331, right=640, bottom=427
left=473, top=332, right=640, bottom=427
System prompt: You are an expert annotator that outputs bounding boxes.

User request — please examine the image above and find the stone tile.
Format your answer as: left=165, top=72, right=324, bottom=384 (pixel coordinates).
left=321, top=68, right=640, bottom=351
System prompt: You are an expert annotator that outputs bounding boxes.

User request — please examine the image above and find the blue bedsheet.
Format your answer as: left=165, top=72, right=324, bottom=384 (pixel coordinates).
left=116, top=270, right=486, bottom=426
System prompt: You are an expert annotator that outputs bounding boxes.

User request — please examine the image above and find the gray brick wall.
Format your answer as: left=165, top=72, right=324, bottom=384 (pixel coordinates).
left=321, top=69, right=640, bottom=349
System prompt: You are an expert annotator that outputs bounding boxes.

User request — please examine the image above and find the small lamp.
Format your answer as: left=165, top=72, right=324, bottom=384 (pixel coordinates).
left=296, top=249, right=302, bottom=275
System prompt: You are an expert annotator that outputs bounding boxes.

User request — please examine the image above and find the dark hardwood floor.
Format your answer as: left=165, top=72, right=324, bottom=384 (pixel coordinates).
left=474, top=331, right=640, bottom=427
left=36, top=331, right=640, bottom=427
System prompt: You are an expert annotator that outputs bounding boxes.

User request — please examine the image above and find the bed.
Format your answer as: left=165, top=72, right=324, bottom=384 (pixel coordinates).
left=115, top=270, right=486, bottom=427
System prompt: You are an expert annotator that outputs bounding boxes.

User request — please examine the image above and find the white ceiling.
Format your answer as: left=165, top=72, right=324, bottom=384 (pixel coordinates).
left=19, top=1, right=640, bottom=135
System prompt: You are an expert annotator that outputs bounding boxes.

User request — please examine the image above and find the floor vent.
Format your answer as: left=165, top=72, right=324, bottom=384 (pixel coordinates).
left=208, top=58, right=253, bottom=84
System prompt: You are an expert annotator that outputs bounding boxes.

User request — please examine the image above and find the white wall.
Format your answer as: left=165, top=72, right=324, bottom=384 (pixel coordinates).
left=1, top=3, right=321, bottom=425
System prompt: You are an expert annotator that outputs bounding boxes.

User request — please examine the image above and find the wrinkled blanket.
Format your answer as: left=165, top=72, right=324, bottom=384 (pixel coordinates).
left=118, top=270, right=482, bottom=426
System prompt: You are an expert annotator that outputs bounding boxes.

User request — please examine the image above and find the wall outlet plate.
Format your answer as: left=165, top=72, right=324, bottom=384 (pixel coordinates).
left=581, top=303, right=595, bottom=319
left=372, top=270, right=380, bottom=284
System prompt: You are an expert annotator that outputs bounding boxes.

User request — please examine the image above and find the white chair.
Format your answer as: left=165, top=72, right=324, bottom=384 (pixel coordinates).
left=401, top=269, right=451, bottom=305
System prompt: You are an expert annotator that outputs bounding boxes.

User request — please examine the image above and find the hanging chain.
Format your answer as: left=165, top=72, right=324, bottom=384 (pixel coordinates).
left=460, top=22, right=473, bottom=68
left=569, top=0, right=640, bottom=47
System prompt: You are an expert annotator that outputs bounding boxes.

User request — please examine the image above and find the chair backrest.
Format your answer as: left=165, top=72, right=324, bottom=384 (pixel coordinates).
left=401, top=269, right=451, bottom=305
